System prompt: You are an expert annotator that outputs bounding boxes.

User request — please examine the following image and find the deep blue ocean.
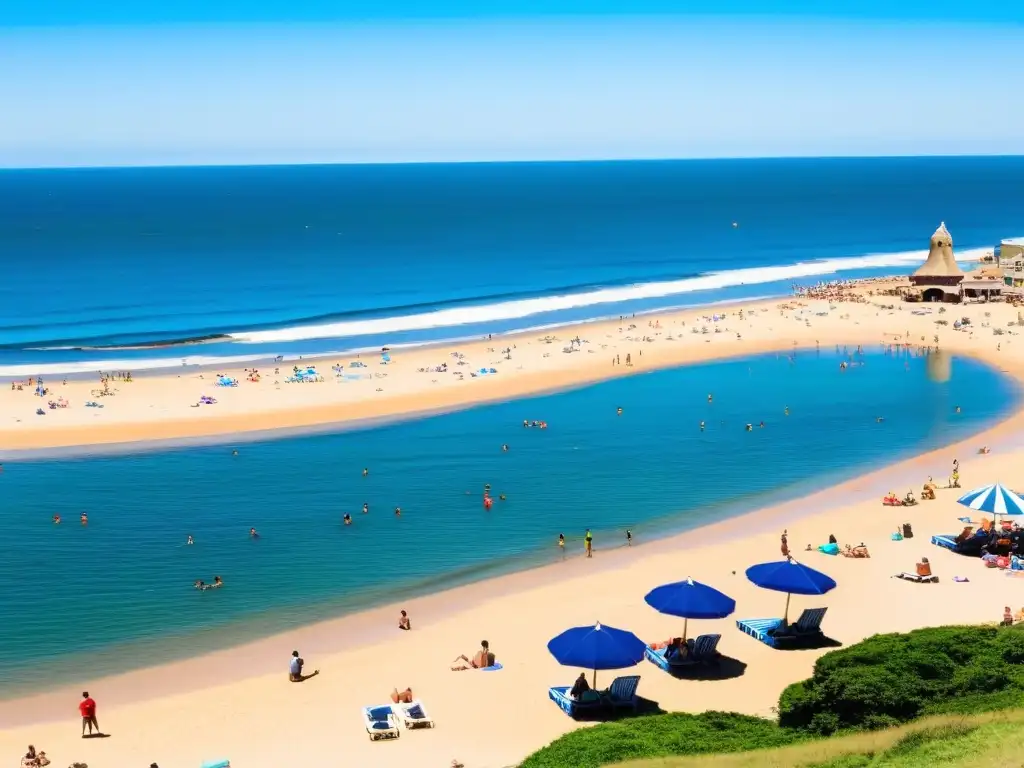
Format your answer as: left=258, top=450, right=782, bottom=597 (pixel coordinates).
left=0, top=348, right=1019, bottom=693
left=0, top=157, right=1022, bottom=376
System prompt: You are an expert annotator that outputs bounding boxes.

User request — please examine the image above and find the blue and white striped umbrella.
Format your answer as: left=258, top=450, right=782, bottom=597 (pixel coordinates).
left=957, top=483, right=1024, bottom=521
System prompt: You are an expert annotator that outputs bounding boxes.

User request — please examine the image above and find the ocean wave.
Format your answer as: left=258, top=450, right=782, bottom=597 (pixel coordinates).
left=228, top=248, right=990, bottom=344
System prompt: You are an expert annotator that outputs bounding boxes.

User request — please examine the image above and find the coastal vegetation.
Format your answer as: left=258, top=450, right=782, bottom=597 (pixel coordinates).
left=520, top=625, right=1024, bottom=768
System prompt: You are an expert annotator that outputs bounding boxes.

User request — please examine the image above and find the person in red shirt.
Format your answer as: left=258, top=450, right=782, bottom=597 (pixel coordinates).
left=79, top=691, right=99, bottom=737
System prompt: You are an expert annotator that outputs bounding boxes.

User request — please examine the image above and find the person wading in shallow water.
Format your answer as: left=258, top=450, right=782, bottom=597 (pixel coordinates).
left=585, top=529, right=593, bottom=558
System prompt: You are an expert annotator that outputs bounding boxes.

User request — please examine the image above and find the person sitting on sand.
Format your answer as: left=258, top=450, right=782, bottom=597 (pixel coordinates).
left=390, top=687, right=414, bottom=704
left=288, top=650, right=319, bottom=682
left=980, top=446, right=991, bottom=455
left=1002, top=606, right=1014, bottom=627
left=398, top=610, right=411, bottom=630
left=21, top=745, right=49, bottom=767
left=904, top=489, right=916, bottom=505
left=451, top=640, right=494, bottom=671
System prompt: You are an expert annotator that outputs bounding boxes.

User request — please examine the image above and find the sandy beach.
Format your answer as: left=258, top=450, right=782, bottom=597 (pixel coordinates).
left=4, top=280, right=1024, bottom=768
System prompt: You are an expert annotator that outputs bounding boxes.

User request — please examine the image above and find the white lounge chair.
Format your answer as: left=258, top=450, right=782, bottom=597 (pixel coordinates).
left=363, top=704, right=401, bottom=741
left=394, top=699, right=435, bottom=729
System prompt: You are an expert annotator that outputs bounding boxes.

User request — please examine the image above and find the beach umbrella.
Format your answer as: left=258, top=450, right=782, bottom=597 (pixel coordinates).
left=644, top=578, right=735, bottom=641
left=745, top=560, right=836, bottom=624
left=957, top=483, right=1024, bottom=525
left=547, top=621, right=646, bottom=688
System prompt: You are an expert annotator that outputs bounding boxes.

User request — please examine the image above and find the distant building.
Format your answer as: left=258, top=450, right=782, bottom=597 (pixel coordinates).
left=998, top=237, right=1024, bottom=291
left=909, top=222, right=964, bottom=303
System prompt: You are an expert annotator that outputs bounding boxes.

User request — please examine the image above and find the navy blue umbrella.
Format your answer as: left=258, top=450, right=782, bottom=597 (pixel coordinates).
left=547, top=621, right=646, bottom=687
left=746, top=560, right=837, bottom=623
left=644, top=578, right=736, bottom=640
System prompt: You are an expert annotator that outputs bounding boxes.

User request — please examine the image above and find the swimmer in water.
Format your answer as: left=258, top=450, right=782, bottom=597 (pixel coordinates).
left=343, top=513, right=352, bottom=525
left=745, top=424, right=752, bottom=431
left=784, top=406, right=789, bottom=416
left=616, top=407, right=623, bottom=415
left=395, top=507, right=401, bottom=517
left=558, top=533, right=565, bottom=559
left=501, top=444, right=509, bottom=452
left=955, top=406, right=962, bottom=414
left=699, top=421, right=705, bottom=431
left=53, top=514, right=61, bottom=524
left=759, top=421, right=765, bottom=428
left=80, top=512, right=88, bottom=525
left=249, top=527, right=259, bottom=538
left=626, top=529, right=632, bottom=546
left=362, top=467, right=368, bottom=477
left=187, top=535, right=194, bottom=545
left=499, top=494, right=506, bottom=501
left=708, top=394, right=713, bottom=403
left=362, top=503, right=369, bottom=514
left=232, top=450, right=238, bottom=456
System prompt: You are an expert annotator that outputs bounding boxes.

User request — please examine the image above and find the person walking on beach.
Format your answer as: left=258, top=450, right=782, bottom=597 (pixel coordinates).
left=781, top=529, right=790, bottom=559
left=288, top=650, right=319, bottom=682
left=558, top=533, right=565, bottom=559
left=79, top=691, right=99, bottom=737
left=626, top=529, right=632, bottom=547
left=585, top=529, right=593, bottom=558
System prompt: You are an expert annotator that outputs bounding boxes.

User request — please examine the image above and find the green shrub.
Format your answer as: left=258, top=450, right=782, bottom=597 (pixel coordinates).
left=778, top=625, right=1024, bottom=735
left=519, top=711, right=801, bottom=768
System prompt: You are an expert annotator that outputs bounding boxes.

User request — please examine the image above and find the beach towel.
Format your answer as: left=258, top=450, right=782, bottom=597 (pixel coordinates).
left=479, top=662, right=503, bottom=671
left=817, top=543, right=839, bottom=555
left=201, top=761, right=230, bottom=768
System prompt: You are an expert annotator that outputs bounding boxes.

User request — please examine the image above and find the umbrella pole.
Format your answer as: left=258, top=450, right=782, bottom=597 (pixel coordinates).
left=783, top=592, right=792, bottom=625
left=593, top=669, right=598, bottom=690
left=682, top=618, right=689, bottom=643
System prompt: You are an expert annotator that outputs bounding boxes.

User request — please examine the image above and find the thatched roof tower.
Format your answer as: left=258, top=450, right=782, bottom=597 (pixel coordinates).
left=913, top=222, right=963, bottom=279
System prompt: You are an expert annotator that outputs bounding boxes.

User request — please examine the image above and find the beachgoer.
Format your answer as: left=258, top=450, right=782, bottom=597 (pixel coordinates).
left=249, top=527, right=259, bottom=538
left=451, top=640, right=493, bottom=671
left=343, top=513, right=352, bottom=526
left=626, top=529, right=632, bottom=546
left=569, top=672, right=591, bottom=700
left=289, top=650, right=319, bottom=682
left=363, top=467, right=368, bottom=477
left=616, top=407, right=623, bottom=416
left=399, top=610, right=411, bottom=630
left=79, top=691, right=99, bottom=737
left=501, top=444, right=509, bottom=452
left=390, top=687, right=414, bottom=704
left=52, top=514, right=60, bottom=525
left=22, top=745, right=49, bottom=767
left=781, top=530, right=790, bottom=559
left=80, top=512, right=88, bottom=525
left=699, top=421, right=705, bottom=431
left=585, top=529, right=593, bottom=558
left=558, top=533, right=565, bottom=559
left=362, top=503, right=369, bottom=514
left=187, top=535, right=194, bottom=546
left=1002, top=606, right=1014, bottom=627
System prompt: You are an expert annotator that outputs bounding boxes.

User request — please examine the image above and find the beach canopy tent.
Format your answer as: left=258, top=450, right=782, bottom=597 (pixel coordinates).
left=745, top=560, right=836, bottom=624
left=957, top=483, right=1024, bottom=525
left=547, top=621, right=646, bottom=688
left=644, top=578, right=735, bottom=640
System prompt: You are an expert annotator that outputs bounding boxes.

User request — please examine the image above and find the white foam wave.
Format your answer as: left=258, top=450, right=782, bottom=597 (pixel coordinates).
left=229, top=248, right=991, bottom=345
left=0, top=353, right=271, bottom=378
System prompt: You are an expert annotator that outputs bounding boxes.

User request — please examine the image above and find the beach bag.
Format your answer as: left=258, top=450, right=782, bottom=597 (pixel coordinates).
left=902, top=523, right=914, bottom=539
left=891, top=532, right=903, bottom=541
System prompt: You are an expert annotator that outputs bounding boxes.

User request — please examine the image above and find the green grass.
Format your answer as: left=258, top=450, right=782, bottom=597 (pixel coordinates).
left=606, top=709, right=1024, bottom=767
left=519, top=625, right=1024, bottom=767
left=518, top=712, right=803, bottom=768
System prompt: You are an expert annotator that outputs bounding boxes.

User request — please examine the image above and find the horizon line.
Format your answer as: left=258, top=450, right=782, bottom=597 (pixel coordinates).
left=3, top=152, right=1023, bottom=172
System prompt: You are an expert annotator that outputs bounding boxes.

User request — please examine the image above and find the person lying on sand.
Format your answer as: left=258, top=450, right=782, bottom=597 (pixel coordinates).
left=451, top=640, right=494, bottom=670
left=841, top=543, right=870, bottom=558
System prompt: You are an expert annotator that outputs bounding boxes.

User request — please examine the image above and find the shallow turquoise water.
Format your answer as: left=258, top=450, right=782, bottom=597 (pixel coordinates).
left=0, top=348, right=1016, bottom=694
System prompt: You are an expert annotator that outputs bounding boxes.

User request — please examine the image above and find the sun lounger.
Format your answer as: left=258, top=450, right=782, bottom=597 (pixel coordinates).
left=645, top=634, right=721, bottom=671
left=931, top=534, right=958, bottom=551
left=548, top=685, right=605, bottom=718
left=894, top=572, right=939, bottom=583
left=363, top=704, right=401, bottom=741
left=603, top=674, right=641, bottom=712
left=394, top=699, right=434, bottom=730
left=738, top=608, right=828, bottom=648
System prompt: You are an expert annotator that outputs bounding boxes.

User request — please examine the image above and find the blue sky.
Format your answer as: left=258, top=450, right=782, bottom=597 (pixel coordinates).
left=1, top=5, right=1023, bottom=167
